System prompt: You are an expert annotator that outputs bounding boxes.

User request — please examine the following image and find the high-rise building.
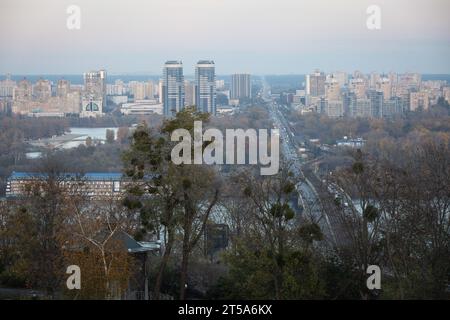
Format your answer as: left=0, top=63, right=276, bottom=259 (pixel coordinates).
left=57, top=79, right=71, bottom=98
left=0, top=74, right=16, bottom=97
left=343, top=92, right=356, bottom=117
left=231, top=73, right=251, bottom=100
left=367, top=90, right=384, bottom=118
left=162, top=61, right=185, bottom=116
left=347, top=96, right=372, bottom=118
left=410, top=91, right=429, bottom=111
left=130, top=82, right=146, bottom=101
left=370, top=72, right=381, bottom=88
left=329, top=71, right=347, bottom=88
left=0, top=100, right=9, bottom=113
left=383, top=97, right=403, bottom=118
left=83, top=69, right=107, bottom=109
left=376, top=77, right=391, bottom=100
left=195, top=60, right=216, bottom=114
left=144, top=81, right=155, bottom=99
left=349, top=78, right=367, bottom=99
left=388, top=72, right=398, bottom=86
left=184, top=80, right=195, bottom=106
left=293, top=90, right=306, bottom=106
left=216, top=80, right=225, bottom=90
left=106, top=80, right=126, bottom=96
left=136, top=83, right=146, bottom=101
left=306, top=70, right=326, bottom=97
left=32, top=78, right=52, bottom=101
left=353, top=70, right=365, bottom=79
left=326, top=100, right=344, bottom=118
left=158, top=80, right=163, bottom=103
left=128, top=81, right=155, bottom=100
left=354, top=99, right=372, bottom=118
left=399, top=73, right=421, bottom=89
left=325, top=78, right=341, bottom=101
left=443, top=87, right=450, bottom=104
left=13, top=78, right=32, bottom=101
left=65, top=91, right=81, bottom=113
left=395, top=87, right=411, bottom=112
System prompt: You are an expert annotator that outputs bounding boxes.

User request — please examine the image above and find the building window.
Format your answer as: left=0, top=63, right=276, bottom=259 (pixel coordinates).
left=113, top=181, right=120, bottom=192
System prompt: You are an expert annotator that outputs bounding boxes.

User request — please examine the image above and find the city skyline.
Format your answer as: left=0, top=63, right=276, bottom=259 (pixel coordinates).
left=1, top=0, right=449, bottom=304
left=2, top=69, right=450, bottom=80
left=3, top=67, right=448, bottom=118
left=1, top=0, right=450, bottom=74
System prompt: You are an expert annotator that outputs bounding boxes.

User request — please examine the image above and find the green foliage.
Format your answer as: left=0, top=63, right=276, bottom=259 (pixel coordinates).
left=298, top=222, right=323, bottom=244
left=320, top=254, right=362, bottom=300
left=128, top=185, right=144, bottom=196
left=333, top=197, right=342, bottom=207
left=0, top=270, right=27, bottom=288
left=122, top=107, right=219, bottom=300
left=122, top=196, right=142, bottom=210
left=85, top=136, right=93, bottom=147
left=269, top=203, right=283, bottom=217
left=282, top=181, right=295, bottom=195
left=182, top=178, right=192, bottom=190
left=363, top=204, right=379, bottom=222
left=147, top=261, right=180, bottom=298
left=352, top=161, right=364, bottom=174
left=105, top=129, right=115, bottom=144
left=210, top=243, right=327, bottom=299
left=243, top=186, right=252, bottom=197
left=161, top=106, right=209, bottom=134
left=289, top=105, right=450, bottom=147
left=269, top=202, right=294, bottom=220
left=283, top=207, right=295, bottom=220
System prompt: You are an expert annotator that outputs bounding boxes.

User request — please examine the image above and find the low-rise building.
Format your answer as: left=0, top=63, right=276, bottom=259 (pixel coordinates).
left=121, top=100, right=163, bottom=115
left=336, top=137, right=365, bottom=148
left=6, top=172, right=130, bottom=200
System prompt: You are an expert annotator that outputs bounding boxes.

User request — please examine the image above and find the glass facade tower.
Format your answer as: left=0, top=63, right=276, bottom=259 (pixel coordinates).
left=163, top=61, right=185, bottom=116
left=195, top=60, right=216, bottom=115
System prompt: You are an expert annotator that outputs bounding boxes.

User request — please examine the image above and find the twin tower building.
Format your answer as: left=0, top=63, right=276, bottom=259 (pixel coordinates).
left=162, top=60, right=216, bottom=117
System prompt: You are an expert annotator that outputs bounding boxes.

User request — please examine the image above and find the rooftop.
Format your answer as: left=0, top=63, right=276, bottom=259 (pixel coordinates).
left=8, top=171, right=124, bottom=181
left=165, top=60, right=183, bottom=65
left=197, top=60, right=215, bottom=65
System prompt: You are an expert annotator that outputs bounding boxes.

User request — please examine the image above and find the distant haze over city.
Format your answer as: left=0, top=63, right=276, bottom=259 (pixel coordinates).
left=1, top=0, right=450, bottom=74
left=1, top=74, right=450, bottom=85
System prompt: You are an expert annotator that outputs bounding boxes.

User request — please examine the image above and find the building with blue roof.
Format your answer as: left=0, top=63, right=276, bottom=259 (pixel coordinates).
left=6, top=171, right=129, bottom=199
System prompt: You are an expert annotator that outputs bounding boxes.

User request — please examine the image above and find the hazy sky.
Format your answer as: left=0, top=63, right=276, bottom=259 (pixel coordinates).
left=0, top=0, right=449, bottom=74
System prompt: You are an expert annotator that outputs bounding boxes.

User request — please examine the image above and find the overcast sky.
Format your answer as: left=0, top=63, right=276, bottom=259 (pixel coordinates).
left=0, top=0, right=449, bottom=74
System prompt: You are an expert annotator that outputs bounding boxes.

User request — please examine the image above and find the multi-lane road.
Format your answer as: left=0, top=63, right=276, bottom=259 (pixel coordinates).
left=264, top=92, right=339, bottom=245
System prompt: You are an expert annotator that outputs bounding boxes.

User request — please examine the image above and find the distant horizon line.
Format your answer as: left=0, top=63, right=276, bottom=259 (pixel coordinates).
left=2, top=72, right=450, bottom=77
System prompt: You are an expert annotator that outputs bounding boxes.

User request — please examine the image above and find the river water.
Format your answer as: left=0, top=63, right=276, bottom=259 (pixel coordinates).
left=25, top=127, right=121, bottom=159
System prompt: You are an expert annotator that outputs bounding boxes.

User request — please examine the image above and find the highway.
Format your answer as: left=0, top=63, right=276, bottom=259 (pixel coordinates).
left=262, top=80, right=338, bottom=246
